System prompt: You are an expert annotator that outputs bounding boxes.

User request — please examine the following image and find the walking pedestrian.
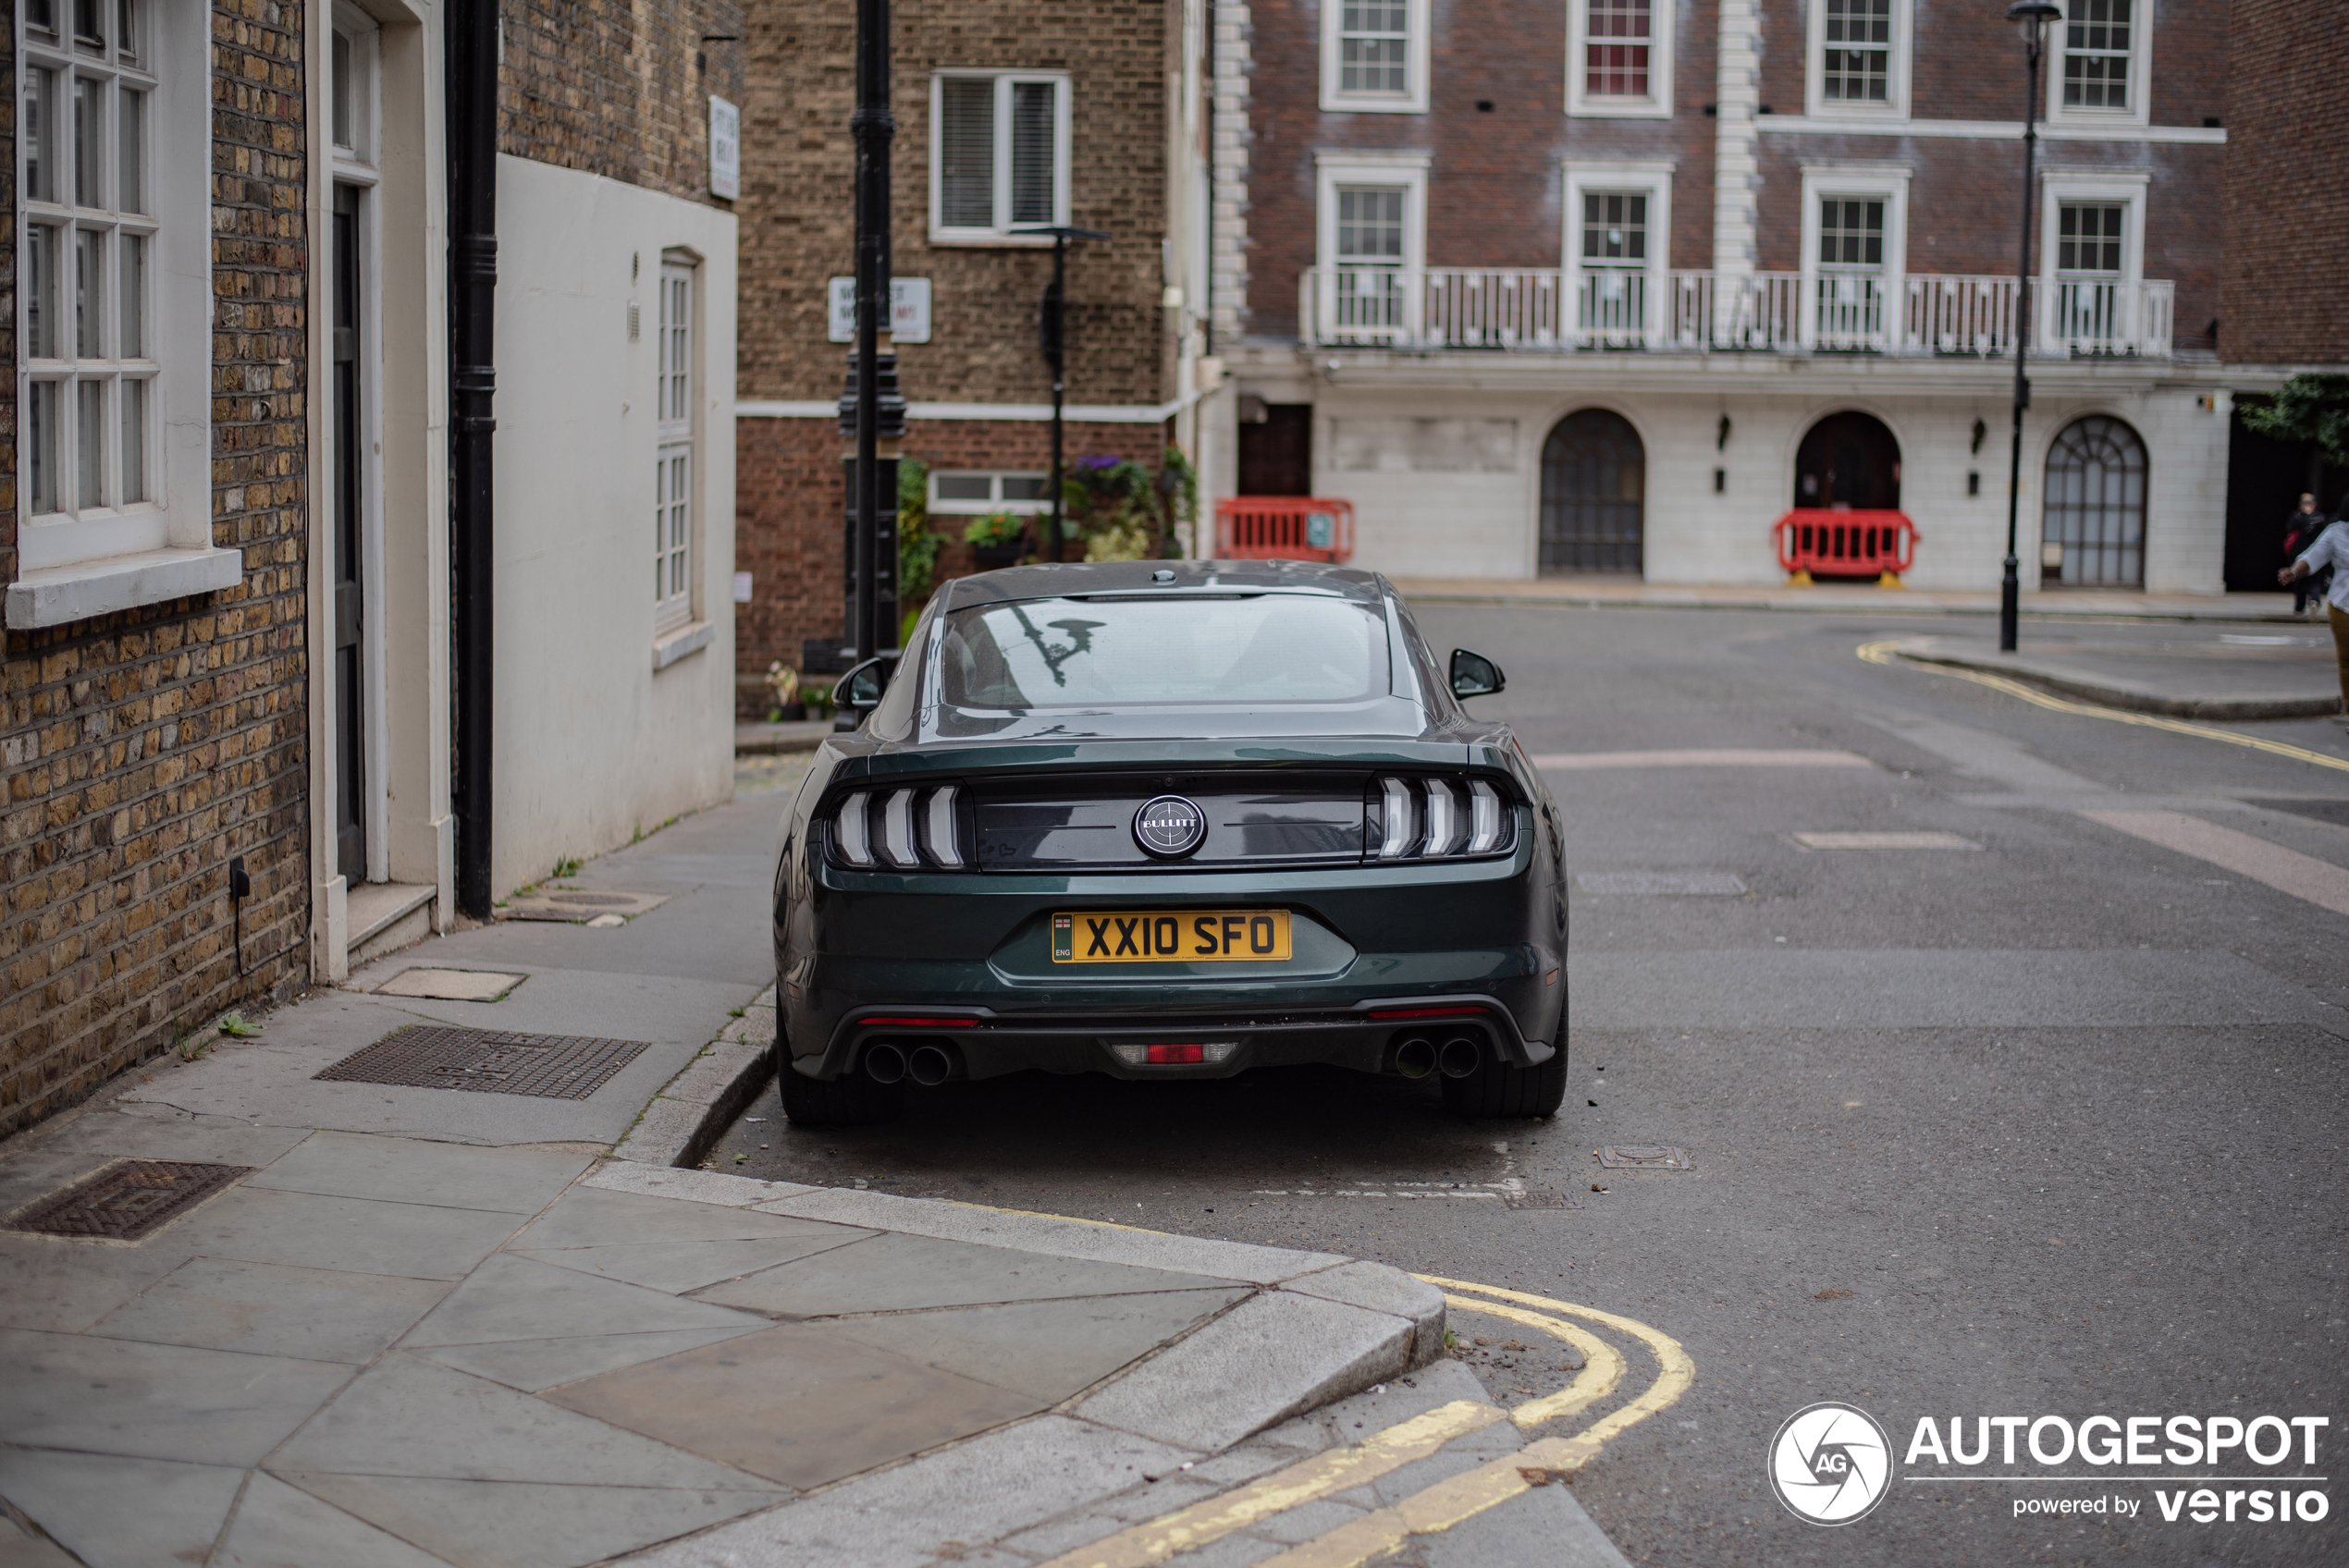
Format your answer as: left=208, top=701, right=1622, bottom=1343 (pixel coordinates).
left=2280, top=512, right=2349, bottom=724
left=2282, top=493, right=2331, bottom=615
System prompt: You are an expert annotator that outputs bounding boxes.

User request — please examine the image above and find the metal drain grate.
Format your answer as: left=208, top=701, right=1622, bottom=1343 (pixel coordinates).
left=315, top=1024, right=650, bottom=1099
left=6, top=1159, right=256, bottom=1241
left=1501, top=1190, right=1579, bottom=1210
left=1595, top=1145, right=1692, bottom=1170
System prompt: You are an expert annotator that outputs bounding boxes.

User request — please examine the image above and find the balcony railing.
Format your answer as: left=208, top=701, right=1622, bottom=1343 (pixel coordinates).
left=1301, top=267, right=2176, bottom=359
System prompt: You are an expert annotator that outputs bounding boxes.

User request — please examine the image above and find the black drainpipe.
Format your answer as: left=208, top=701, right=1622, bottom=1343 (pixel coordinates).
left=448, top=0, right=498, bottom=918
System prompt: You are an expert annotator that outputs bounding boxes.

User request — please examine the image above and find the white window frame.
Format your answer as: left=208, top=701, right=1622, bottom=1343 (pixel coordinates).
left=1567, top=0, right=1674, bottom=119
left=11, top=0, right=220, bottom=610
left=1559, top=163, right=1674, bottom=343
left=927, top=70, right=1073, bottom=246
left=1320, top=0, right=1431, bottom=115
left=1804, top=0, right=1912, bottom=121
left=2037, top=170, right=2147, bottom=352
left=1797, top=164, right=1911, bottom=350
left=654, top=260, right=695, bottom=633
left=1313, top=151, right=1431, bottom=343
left=929, top=471, right=1052, bottom=516
left=2047, top=0, right=2150, bottom=129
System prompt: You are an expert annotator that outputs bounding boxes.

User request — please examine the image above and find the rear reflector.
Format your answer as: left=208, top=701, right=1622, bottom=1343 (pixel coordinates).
left=856, top=1016, right=973, bottom=1027
left=1110, top=1041, right=1239, bottom=1066
left=1367, top=1005, right=1488, bottom=1021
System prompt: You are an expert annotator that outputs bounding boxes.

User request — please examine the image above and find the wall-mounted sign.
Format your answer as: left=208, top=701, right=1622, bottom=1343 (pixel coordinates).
left=708, top=97, right=741, bottom=200
left=828, top=277, right=932, bottom=344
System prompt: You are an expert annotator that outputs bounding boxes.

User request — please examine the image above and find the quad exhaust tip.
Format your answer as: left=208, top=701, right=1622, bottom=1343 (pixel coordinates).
left=1438, top=1035, right=1482, bottom=1079
left=863, top=1041, right=908, bottom=1085
left=1394, top=1037, right=1436, bottom=1079
left=907, top=1043, right=961, bottom=1087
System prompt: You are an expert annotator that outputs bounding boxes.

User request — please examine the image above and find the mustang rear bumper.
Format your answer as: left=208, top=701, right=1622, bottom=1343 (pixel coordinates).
left=795, top=993, right=1554, bottom=1084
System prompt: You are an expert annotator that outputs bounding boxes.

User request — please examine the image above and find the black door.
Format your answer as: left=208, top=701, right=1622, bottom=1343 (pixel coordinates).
left=1539, top=409, right=1644, bottom=573
left=333, top=185, right=365, bottom=882
left=1794, top=410, right=1900, bottom=509
left=1237, top=403, right=1313, bottom=495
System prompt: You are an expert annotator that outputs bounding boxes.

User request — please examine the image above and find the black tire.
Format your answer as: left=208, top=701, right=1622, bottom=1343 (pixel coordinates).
left=1442, top=1034, right=1568, bottom=1119
left=778, top=1061, right=904, bottom=1126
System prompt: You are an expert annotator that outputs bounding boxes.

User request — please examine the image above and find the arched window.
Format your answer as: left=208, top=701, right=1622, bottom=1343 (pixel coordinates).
left=2043, top=415, right=2146, bottom=585
left=1540, top=409, right=1644, bottom=574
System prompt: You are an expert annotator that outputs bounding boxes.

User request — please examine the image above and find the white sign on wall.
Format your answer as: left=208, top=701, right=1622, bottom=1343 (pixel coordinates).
left=708, top=96, right=741, bottom=200
left=828, top=277, right=932, bottom=344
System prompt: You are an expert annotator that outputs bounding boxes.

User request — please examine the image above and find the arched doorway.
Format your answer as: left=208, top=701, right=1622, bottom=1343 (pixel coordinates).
left=1540, top=409, right=1644, bottom=574
left=1794, top=411, right=1901, bottom=509
left=2043, top=415, right=2146, bottom=586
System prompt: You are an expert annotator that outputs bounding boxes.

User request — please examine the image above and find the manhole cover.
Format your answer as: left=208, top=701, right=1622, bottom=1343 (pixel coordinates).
left=1596, top=1145, right=1692, bottom=1170
left=1501, top=1190, right=1579, bottom=1210
left=547, top=891, right=637, bottom=906
left=501, top=888, right=672, bottom=923
left=1576, top=871, right=1747, bottom=896
left=5, top=1160, right=256, bottom=1241
left=315, top=1024, right=650, bottom=1099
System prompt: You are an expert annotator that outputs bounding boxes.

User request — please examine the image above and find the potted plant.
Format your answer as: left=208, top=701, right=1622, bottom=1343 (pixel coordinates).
left=964, top=508, right=1028, bottom=569
left=766, top=662, right=806, bottom=722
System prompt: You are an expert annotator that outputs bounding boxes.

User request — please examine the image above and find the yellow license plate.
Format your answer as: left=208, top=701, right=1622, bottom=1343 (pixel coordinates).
left=1052, top=910, right=1293, bottom=963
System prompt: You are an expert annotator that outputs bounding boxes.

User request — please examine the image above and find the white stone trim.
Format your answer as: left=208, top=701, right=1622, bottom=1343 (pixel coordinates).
left=4, top=544, right=242, bottom=630
left=1211, top=2, right=1255, bottom=343
left=1758, top=116, right=2220, bottom=144
left=1713, top=0, right=1761, bottom=275
left=1319, top=0, right=1431, bottom=115
left=651, top=619, right=714, bottom=671
left=735, top=394, right=1203, bottom=424
left=1567, top=0, right=1675, bottom=119
left=1803, top=0, right=1912, bottom=121
left=2046, top=0, right=2152, bottom=132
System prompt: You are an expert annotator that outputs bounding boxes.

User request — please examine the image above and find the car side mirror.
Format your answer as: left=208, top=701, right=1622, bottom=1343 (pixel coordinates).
left=836, top=655, right=895, bottom=721
left=1449, top=648, right=1505, bottom=699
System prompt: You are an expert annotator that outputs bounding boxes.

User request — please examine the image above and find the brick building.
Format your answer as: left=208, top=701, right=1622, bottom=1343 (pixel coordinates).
left=3, top=0, right=740, bottom=1138
left=731, top=0, right=1214, bottom=705
left=1207, top=0, right=2255, bottom=594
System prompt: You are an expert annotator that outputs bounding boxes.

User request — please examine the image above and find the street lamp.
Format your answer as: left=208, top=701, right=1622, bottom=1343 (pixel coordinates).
left=1999, top=0, right=2062, bottom=655
left=1015, top=225, right=1109, bottom=562
left=837, top=0, right=904, bottom=671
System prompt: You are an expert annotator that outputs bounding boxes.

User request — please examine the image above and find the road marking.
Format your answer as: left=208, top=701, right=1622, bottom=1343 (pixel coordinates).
left=1533, top=748, right=1876, bottom=770
left=1859, top=639, right=2349, bottom=776
left=1037, top=1283, right=1691, bottom=1568
left=1034, top=1400, right=1512, bottom=1568
left=1791, top=830, right=1982, bottom=851
left=2078, top=809, right=2349, bottom=918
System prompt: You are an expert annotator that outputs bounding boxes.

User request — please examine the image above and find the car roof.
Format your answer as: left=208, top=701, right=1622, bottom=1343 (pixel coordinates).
left=940, top=559, right=1388, bottom=608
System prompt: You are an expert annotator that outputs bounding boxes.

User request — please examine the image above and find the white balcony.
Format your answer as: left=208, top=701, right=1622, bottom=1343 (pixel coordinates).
left=1299, top=267, right=2176, bottom=360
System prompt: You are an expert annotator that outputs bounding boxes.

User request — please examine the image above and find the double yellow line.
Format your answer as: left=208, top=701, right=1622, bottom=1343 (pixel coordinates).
left=1040, top=1279, right=1691, bottom=1568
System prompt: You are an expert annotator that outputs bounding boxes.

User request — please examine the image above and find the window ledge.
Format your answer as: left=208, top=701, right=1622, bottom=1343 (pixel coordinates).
left=653, top=619, right=715, bottom=671
left=5, top=545, right=243, bottom=630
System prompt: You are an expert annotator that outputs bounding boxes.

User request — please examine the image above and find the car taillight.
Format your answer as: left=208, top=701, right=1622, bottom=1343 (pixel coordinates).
left=1371, top=777, right=1512, bottom=860
left=833, top=786, right=963, bottom=869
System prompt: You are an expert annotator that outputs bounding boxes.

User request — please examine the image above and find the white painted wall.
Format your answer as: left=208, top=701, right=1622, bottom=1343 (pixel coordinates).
left=1286, top=375, right=2231, bottom=594
left=493, top=155, right=738, bottom=896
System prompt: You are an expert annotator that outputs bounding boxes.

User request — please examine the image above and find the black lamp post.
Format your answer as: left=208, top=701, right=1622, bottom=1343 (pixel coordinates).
left=837, top=0, right=904, bottom=670
left=1016, top=226, right=1109, bottom=561
left=1999, top=0, right=2062, bottom=655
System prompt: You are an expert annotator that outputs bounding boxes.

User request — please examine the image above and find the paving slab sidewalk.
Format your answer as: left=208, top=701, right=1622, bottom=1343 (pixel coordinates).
left=0, top=790, right=1628, bottom=1568
left=1392, top=575, right=2306, bottom=622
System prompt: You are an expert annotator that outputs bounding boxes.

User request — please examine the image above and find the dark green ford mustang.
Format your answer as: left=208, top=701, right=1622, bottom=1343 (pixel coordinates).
left=769, top=560, right=1569, bottom=1125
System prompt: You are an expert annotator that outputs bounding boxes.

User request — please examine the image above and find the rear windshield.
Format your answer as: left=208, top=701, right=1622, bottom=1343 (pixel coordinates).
left=937, top=594, right=1390, bottom=709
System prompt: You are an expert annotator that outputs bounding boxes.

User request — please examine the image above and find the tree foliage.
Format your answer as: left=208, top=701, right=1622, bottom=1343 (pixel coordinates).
left=2239, top=374, right=2349, bottom=469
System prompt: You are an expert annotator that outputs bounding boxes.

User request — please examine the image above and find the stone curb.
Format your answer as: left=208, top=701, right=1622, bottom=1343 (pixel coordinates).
left=1897, top=643, right=2344, bottom=721
left=609, top=990, right=776, bottom=1168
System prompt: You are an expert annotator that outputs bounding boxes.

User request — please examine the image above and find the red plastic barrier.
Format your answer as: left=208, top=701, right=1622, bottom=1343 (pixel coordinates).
left=1771, top=508, right=1920, bottom=579
left=1214, top=497, right=1357, bottom=562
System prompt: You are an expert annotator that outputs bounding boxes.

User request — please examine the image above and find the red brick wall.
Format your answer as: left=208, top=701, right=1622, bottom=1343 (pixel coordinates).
left=2221, top=2, right=2349, bottom=364
left=2, top=4, right=314, bottom=1138
left=734, top=416, right=1166, bottom=702
left=1245, top=0, right=1723, bottom=337
left=498, top=0, right=746, bottom=207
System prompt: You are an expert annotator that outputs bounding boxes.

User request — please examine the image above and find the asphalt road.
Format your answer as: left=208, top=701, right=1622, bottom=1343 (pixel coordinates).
left=713, top=605, right=2349, bottom=1567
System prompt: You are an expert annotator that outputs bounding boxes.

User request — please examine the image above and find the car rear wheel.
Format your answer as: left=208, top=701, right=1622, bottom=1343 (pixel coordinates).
left=1442, top=1032, right=1568, bottom=1119
left=778, top=1061, right=904, bottom=1126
